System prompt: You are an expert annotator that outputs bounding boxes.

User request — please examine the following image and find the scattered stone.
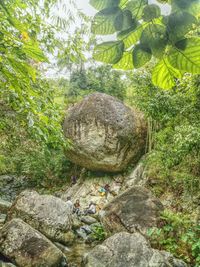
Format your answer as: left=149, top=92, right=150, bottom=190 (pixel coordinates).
left=0, top=219, right=67, bottom=267
left=7, top=190, right=73, bottom=244
left=100, top=186, right=163, bottom=234
left=0, top=200, right=12, bottom=214
left=81, top=216, right=97, bottom=225
left=83, top=232, right=187, bottom=267
left=63, top=92, right=146, bottom=172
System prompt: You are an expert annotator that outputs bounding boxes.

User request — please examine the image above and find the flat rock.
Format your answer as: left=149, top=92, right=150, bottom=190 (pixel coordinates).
left=81, top=216, right=97, bottom=225
left=7, top=190, right=73, bottom=244
left=0, top=219, right=66, bottom=267
left=63, top=93, right=146, bottom=172
left=83, top=232, right=187, bottom=267
left=100, top=186, right=163, bottom=233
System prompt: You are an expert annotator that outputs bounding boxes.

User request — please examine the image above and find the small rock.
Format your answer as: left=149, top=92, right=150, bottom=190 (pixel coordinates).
left=81, top=216, right=97, bottom=225
left=0, top=218, right=67, bottom=267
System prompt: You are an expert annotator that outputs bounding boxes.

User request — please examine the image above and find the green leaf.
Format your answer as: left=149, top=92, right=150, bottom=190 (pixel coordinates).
left=168, top=38, right=200, bottom=74
left=89, top=0, right=120, bottom=10
left=118, top=23, right=143, bottom=49
left=133, top=44, right=152, bottom=68
left=166, top=12, right=197, bottom=43
left=152, top=58, right=182, bottom=89
left=125, top=0, right=148, bottom=20
left=91, top=7, right=123, bottom=35
left=121, top=10, right=134, bottom=31
left=141, top=24, right=168, bottom=58
left=93, top=41, right=124, bottom=64
left=143, top=4, right=161, bottom=22
left=23, top=43, right=47, bottom=62
left=113, top=51, right=134, bottom=70
left=171, top=0, right=200, bottom=17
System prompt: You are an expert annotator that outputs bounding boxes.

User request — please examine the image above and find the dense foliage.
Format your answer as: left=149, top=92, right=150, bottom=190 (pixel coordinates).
left=0, top=0, right=77, bottom=184
left=90, top=0, right=200, bottom=89
left=126, top=70, right=200, bottom=265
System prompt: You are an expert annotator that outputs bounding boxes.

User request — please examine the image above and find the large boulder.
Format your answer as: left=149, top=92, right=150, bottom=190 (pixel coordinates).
left=0, top=219, right=66, bottom=267
left=7, top=190, right=73, bottom=244
left=63, top=93, right=146, bottom=172
left=83, top=232, right=187, bottom=267
left=100, top=186, right=163, bottom=233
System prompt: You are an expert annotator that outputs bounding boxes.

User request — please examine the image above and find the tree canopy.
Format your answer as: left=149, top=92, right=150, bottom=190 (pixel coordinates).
left=90, top=0, right=200, bottom=89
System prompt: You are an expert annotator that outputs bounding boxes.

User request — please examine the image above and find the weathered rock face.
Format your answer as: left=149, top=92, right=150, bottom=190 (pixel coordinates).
left=0, top=199, right=12, bottom=214
left=100, top=186, right=163, bottom=233
left=83, top=232, right=187, bottom=267
left=63, top=93, right=146, bottom=172
left=7, top=190, right=73, bottom=244
left=0, top=219, right=66, bottom=267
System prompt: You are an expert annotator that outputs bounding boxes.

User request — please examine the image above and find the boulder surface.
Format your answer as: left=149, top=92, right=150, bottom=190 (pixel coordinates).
left=83, top=232, right=187, bottom=267
left=0, top=219, right=66, bottom=267
left=100, top=186, right=163, bottom=233
left=63, top=93, right=146, bottom=172
left=7, top=190, right=73, bottom=244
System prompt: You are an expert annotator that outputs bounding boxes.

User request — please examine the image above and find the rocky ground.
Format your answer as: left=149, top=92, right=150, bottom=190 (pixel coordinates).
left=0, top=163, right=187, bottom=267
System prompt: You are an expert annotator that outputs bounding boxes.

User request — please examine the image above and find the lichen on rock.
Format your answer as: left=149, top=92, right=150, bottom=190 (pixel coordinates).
left=63, top=93, right=146, bottom=172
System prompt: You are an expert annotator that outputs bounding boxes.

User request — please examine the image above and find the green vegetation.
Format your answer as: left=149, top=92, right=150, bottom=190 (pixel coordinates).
left=1, top=0, right=200, bottom=265
left=90, top=0, right=200, bottom=89
left=147, top=210, right=200, bottom=266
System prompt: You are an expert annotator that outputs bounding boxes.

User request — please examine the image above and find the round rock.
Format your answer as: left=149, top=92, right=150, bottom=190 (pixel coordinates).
left=63, top=93, right=146, bottom=172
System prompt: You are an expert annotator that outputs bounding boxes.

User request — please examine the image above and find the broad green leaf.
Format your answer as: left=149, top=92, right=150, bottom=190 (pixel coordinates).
left=118, top=23, right=143, bottom=49
left=168, top=38, right=200, bottom=74
left=91, top=7, right=123, bottom=35
left=172, top=0, right=199, bottom=11
left=126, top=0, right=148, bottom=20
left=166, top=12, right=197, bottom=43
left=120, top=0, right=129, bottom=8
left=113, top=51, right=134, bottom=70
left=133, top=44, right=152, bottom=68
left=89, top=0, right=120, bottom=10
left=143, top=4, right=161, bottom=22
left=93, top=41, right=124, bottom=64
left=121, top=10, right=134, bottom=31
left=171, top=0, right=200, bottom=17
left=152, top=58, right=182, bottom=89
left=23, top=43, right=47, bottom=62
left=141, top=24, right=168, bottom=58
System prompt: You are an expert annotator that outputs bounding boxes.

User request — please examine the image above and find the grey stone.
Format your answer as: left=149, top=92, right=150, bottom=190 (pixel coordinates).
left=100, top=186, right=163, bottom=233
left=81, top=216, right=97, bottom=225
left=0, top=218, right=66, bottom=267
left=83, top=232, right=187, bottom=267
left=7, top=190, right=73, bottom=244
left=63, top=93, right=146, bottom=172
